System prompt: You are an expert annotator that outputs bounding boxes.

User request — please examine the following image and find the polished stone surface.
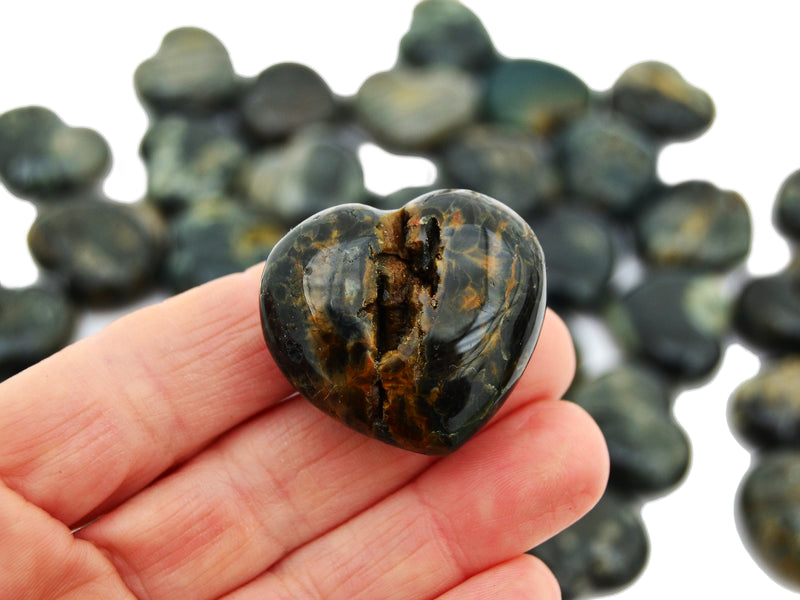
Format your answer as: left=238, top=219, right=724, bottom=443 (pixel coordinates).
left=0, top=106, right=111, bottom=200
left=611, top=61, right=714, bottom=141
left=775, top=169, right=800, bottom=243
left=571, top=363, right=690, bottom=494
left=739, top=452, right=800, bottom=590
left=355, top=67, right=480, bottom=151
left=28, top=199, right=164, bottom=306
left=134, top=27, right=239, bottom=113
left=0, top=285, right=75, bottom=380
left=484, top=58, right=590, bottom=135
left=735, top=272, right=800, bottom=352
left=260, top=189, right=546, bottom=454
left=636, top=180, right=751, bottom=270
left=731, top=357, right=800, bottom=449
left=240, top=63, right=337, bottom=142
left=530, top=491, right=649, bottom=599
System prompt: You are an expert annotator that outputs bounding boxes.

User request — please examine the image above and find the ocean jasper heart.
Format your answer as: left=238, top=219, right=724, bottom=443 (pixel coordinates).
left=259, top=189, right=546, bottom=455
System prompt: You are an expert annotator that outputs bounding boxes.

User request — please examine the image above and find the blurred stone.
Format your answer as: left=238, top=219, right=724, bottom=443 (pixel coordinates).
left=775, top=169, right=800, bottom=243
left=735, top=272, right=800, bottom=352
left=355, top=67, right=479, bottom=151
left=611, top=61, right=714, bottom=141
left=399, top=0, right=496, bottom=71
left=530, top=491, right=649, bottom=599
left=739, top=452, right=800, bottom=590
left=134, top=27, right=239, bottom=113
left=571, top=363, right=690, bottom=494
left=636, top=181, right=751, bottom=270
left=0, top=106, right=110, bottom=200
left=484, top=59, right=589, bottom=135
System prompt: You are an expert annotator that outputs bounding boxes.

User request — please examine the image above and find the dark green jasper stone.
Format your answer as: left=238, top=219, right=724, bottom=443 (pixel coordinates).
left=355, top=67, right=480, bottom=151
left=561, top=114, right=658, bottom=216
left=611, top=61, right=715, bottom=142
left=28, top=199, right=165, bottom=306
left=571, top=364, right=690, bottom=495
left=735, top=272, right=800, bottom=352
left=0, top=106, right=111, bottom=200
left=739, top=452, right=800, bottom=589
left=240, top=63, right=337, bottom=142
left=141, top=116, right=247, bottom=214
left=134, top=27, right=239, bottom=114
left=0, top=285, right=75, bottom=380
left=529, top=491, right=649, bottom=600
left=259, top=189, right=546, bottom=455
left=529, top=207, right=615, bottom=308
left=775, top=169, right=800, bottom=243
left=636, top=181, right=751, bottom=270
left=398, top=0, right=497, bottom=72
left=164, top=197, right=286, bottom=293
left=441, top=125, right=562, bottom=218
left=607, top=271, right=730, bottom=381
left=731, top=357, right=800, bottom=450
left=484, top=59, right=590, bottom=136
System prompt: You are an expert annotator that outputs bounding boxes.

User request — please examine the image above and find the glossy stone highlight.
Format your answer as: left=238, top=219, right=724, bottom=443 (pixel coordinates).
left=260, top=189, right=546, bottom=455
left=735, top=272, right=800, bottom=352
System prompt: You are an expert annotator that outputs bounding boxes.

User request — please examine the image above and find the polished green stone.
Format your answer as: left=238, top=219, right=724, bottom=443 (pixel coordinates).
left=735, top=272, right=800, bottom=352
left=0, top=106, right=111, bottom=200
left=775, top=169, right=800, bottom=243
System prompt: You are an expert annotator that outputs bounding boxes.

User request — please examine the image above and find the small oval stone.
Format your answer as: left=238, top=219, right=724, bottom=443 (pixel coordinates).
left=141, top=116, right=247, bottom=214
left=134, top=27, right=239, bottom=113
left=164, top=198, right=285, bottom=293
left=355, top=67, right=479, bottom=151
left=571, top=363, right=690, bottom=494
left=735, top=272, right=800, bottom=352
left=484, top=59, right=590, bottom=135
left=607, top=271, right=730, bottom=380
left=28, top=199, right=164, bottom=306
left=240, top=63, right=337, bottom=142
left=259, top=189, right=546, bottom=455
left=398, top=0, right=497, bottom=71
left=529, top=207, right=615, bottom=308
left=440, top=125, right=562, bottom=218
left=731, top=357, right=800, bottom=450
left=0, top=106, right=111, bottom=200
left=0, top=285, right=75, bottom=380
left=739, top=452, right=800, bottom=589
left=562, top=113, right=658, bottom=216
left=636, top=180, right=751, bottom=270
left=774, top=169, right=800, bottom=243
left=529, top=491, right=649, bottom=599
left=612, top=61, right=714, bottom=141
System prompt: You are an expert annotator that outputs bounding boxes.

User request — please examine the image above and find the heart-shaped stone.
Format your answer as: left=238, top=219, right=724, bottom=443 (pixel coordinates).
left=259, top=189, right=546, bottom=455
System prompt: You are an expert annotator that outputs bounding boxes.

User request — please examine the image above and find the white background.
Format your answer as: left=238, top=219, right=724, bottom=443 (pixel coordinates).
left=1, top=1, right=798, bottom=597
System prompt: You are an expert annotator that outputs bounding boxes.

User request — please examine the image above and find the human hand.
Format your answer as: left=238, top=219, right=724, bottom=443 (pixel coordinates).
left=0, top=263, right=608, bottom=599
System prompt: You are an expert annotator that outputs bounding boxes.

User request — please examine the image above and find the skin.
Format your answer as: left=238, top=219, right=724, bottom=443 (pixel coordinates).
left=0, top=262, right=608, bottom=600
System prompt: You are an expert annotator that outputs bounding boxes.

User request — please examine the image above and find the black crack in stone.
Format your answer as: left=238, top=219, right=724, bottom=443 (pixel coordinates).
left=529, top=206, right=615, bottom=309
left=529, top=491, right=649, bottom=600
left=140, top=115, right=248, bottom=215
left=611, top=61, right=715, bottom=142
left=571, top=363, right=690, bottom=495
left=739, top=451, right=800, bottom=590
left=606, top=271, right=730, bottom=381
left=27, top=199, right=165, bottom=306
left=0, top=106, right=111, bottom=200
left=134, top=27, right=240, bottom=114
left=730, top=356, right=800, bottom=450
left=398, top=0, right=497, bottom=72
left=484, top=58, right=590, bottom=136
left=441, top=124, right=562, bottom=218
left=163, top=197, right=286, bottom=293
left=259, top=189, right=546, bottom=455
left=734, top=272, right=800, bottom=353
left=561, top=113, right=658, bottom=217
left=354, top=67, right=480, bottom=151
left=240, top=63, right=338, bottom=142
left=635, top=180, right=751, bottom=271
left=774, top=169, right=800, bottom=244
left=0, top=285, right=75, bottom=380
